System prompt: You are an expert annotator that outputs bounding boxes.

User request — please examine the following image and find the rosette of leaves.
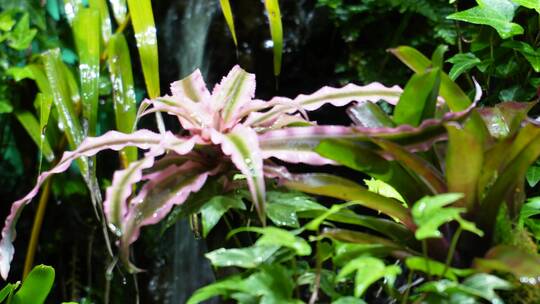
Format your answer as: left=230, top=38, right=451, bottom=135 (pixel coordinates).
left=281, top=46, right=540, bottom=294
left=0, top=65, right=404, bottom=276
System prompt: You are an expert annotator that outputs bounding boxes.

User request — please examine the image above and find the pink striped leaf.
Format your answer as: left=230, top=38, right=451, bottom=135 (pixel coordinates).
left=245, top=83, right=403, bottom=127
left=119, top=162, right=210, bottom=271
left=211, top=125, right=266, bottom=224
left=170, top=69, right=211, bottom=103
left=0, top=130, right=196, bottom=279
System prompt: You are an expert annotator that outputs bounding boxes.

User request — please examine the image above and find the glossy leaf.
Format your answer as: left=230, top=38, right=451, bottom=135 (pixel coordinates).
left=264, top=0, right=283, bottom=77
left=406, top=256, right=472, bottom=281
left=412, top=194, right=483, bottom=240
left=447, top=53, right=482, bottom=80
left=109, top=0, right=127, bottom=25
left=394, top=68, right=440, bottom=127
left=513, top=0, right=540, bottom=12
left=448, top=0, right=523, bottom=39
left=266, top=190, right=326, bottom=228
left=218, top=0, right=237, bottom=46
left=0, top=283, right=17, bottom=302
left=284, top=173, right=414, bottom=229
left=63, top=0, right=83, bottom=24
left=201, top=195, right=245, bottom=237
left=12, top=265, right=54, bottom=304
left=108, top=33, right=138, bottom=162
left=89, top=0, right=113, bottom=43
left=211, top=125, right=266, bottom=225
left=73, top=8, right=100, bottom=136
left=502, top=40, right=540, bottom=72
left=336, top=256, right=401, bottom=297
left=206, top=244, right=279, bottom=268
left=14, top=111, right=55, bottom=162
left=229, top=226, right=311, bottom=256
left=389, top=46, right=472, bottom=111
left=346, top=101, right=395, bottom=128
left=127, top=0, right=160, bottom=98
left=214, top=65, right=256, bottom=128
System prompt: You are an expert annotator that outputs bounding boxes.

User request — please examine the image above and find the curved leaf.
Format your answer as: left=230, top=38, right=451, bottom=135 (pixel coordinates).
left=213, top=65, right=255, bottom=128
left=14, top=111, right=55, bottom=162
left=474, top=245, right=540, bottom=283
left=218, top=0, right=237, bottom=46
left=12, top=265, right=54, bottom=304
left=89, top=0, right=113, bottom=43
left=337, top=256, right=401, bottom=297
left=264, top=0, right=283, bottom=77
left=109, top=0, right=127, bottom=25
left=211, top=125, right=266, bottom=225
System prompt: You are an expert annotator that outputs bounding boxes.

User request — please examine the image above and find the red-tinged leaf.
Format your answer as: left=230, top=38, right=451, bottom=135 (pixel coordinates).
left=245, top=82, right=403, bottom=127
left=284, top=173, right=414, bottom=230
left=477, top=101, right=536, bottom=139
left=347, top=101, right=395, bottom=128
left=389, top=46, right=472, bottom=111
left=258, top=126, right=356, bottom=165
left=104, top=154, right=156, bottom=236
left=211, top=125, right=266, bottom=224
left=120, top=162, right=210, bottom=271
left=0, top=130, right=196, bottom=279
left=211, top=65, right=255, bottom=129
left=445, top=122, right=484, bottom=208
left=371, top=139, right=447, bottom=195
left=474, top=245, right=540, bottom=284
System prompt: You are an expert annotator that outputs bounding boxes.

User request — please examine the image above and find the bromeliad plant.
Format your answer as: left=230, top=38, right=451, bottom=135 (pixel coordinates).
left=0, top=65, right=404, bottom=277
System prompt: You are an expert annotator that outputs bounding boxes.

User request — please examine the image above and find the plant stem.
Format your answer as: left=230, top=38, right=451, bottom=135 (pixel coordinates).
left=22, top=177, right=52, bottom=279
left=421, top=240, right=432, bottom=281
left=308, top=240, right=322, bottom=304
left=401, top=270, right=414, bottom=304
left=441, top=227, right=462, bottom=279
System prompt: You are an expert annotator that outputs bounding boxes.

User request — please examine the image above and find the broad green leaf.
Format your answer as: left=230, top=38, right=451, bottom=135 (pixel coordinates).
left=446, top=53, right=482, bottom=80
left=7, top=65, right=52, bottom=96
left=12, top=265, right=55, bottom=304
left=7, top=13, right=37, bottom=51
left=431, top=45, right=448, bottom=69
left=239, top=264, right=298, bottom=304
left=394, top=68, right=440, bottom=127
left=218, top=0, right=237, bottom=46
left=461, top=273, right=513, bottom=302
left=107, top=33, right=138, bottom=162
left=73, top=8, right=100, bottom=136
left=284, top=173, right=414, bottom=229
left=346, top=101, right=395, bottom=128
left=447, top=0, right=523, bottom=39
left=14, top=111, right=55, bottom=162
left=201, top=195, right=245, bottom=237
left=264, top=0, right=283, bottom=77
left=266, top=190, right=326, bottom=228
left=316, top=139, right=423, bottom=203
left=445, top=123, right=484, bottom=208
left=42, top=49, right=88, bottom=175
left=512, top=0, right=540, bottom=12
left=389, top=46, right=472, bottom=111
left=320, top=228, right=408, bottom=253
left=519, top=196, right=540, bottom=227
left=187, top=275, right=244, bottom=304
left=364, top=178, right=405, bottom=204
left=412, top=194, right=483, bottom=240
left=0, top=11, right=15, bottom=31
left=127, top=0, right=160, bottom=98
left=406, top=256, right=472, bottom=281
left=0, top=100, right=12, bottom=113
left=502, top=40, right=540, bottom=72
left=205, top=244, right=279, bottom=268
left=229, top=226, right=311, bottom=256
left=89, top=0, right=113, bottom=43
left=337, top=256, right=401, bottom=297
left=109, top=0, right=127, bottom=25
left=333, top=297, right=367, bottom=304
left=474, top=245, right=540, bottom=282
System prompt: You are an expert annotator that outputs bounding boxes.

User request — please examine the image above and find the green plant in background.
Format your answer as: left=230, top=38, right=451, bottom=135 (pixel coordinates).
left=0, top=265, right=54, bottom=304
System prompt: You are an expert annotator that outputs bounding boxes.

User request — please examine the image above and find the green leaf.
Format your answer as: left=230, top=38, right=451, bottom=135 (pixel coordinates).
left=205, top=244, right=280, bottom=268
left=73, top=8, right=100, bottom=136
left=187, top=275, right=244, bottom=304
left=107, top=33, right=138, bottom=162
left=346, top=101, right=395, bottom=128
left=447, top=0, right=523, bottom=39
left=89, top=0, right=113, bottom=43
left=519, top=196, right=540, bottom=226
left=284, top=173, right=414, bottom=229
left=109, top=0, right=128, bottom=25
left=63, top=0, right=83, bottom=24
left=394, top=68, right=440, bottom=127
left=264, top=0, right=283, bottom=77
left=7, top=13, right=37, bottom=50
left=332, top=297, right=367, bottom=304
left=406, top=256, right=473, bottom=281
left=431, top=45, right=448, bottom=69
left=0, top=283, right=18, bottom=302
left=412, top=193, right=483, bottom=240
left=0, top=11, right=15, bottom=31
left=266, top=190, right=326, bottom=227
left=7, top=65, right=52, bottom=96
left=446, top=53, right=481, bottom=80
left=14, top=111, right=55, bottom=162
left=320, top=228, right=408, bottom=253
left=12, top=265, right=55, bottom=304
left=240, top=264, right=298, bottom=304
left=502, top=40, right=540, bottom=72
left=513, top=0, right=540, bottom=13
left=201, top=195, right=245, bottom=237
left=364, top=178, right=405, bottom=204
left=218, top=0, right=237, bottom=46
left=0, top=100, right=13, bottom=114
left=229, top=226, right=312, bottom=256
left=337, top=256, right=401, bottom=297
left=389, top=46, right=472, bottom=111
left=127, top=0, right=160, bottom=98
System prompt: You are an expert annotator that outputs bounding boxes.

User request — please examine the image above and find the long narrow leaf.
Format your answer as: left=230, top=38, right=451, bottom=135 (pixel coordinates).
left=63, top=0, right=83, bottom=24
left=211, top=125, right=266, bottom=224
left=14, top=111, right=55, bottom=162
left=109, top=0, right=128, bottom=25
left=264, top=0, right=283, bottom=77
left=89, top=0, right=113, bottom=44
left=126, top=0, right=159, bottom=98
left=218, top=0, right=237, bottom=46
left=73, top=8, right=100, bottom=136
left=108, top=33, right=138, bottom=162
